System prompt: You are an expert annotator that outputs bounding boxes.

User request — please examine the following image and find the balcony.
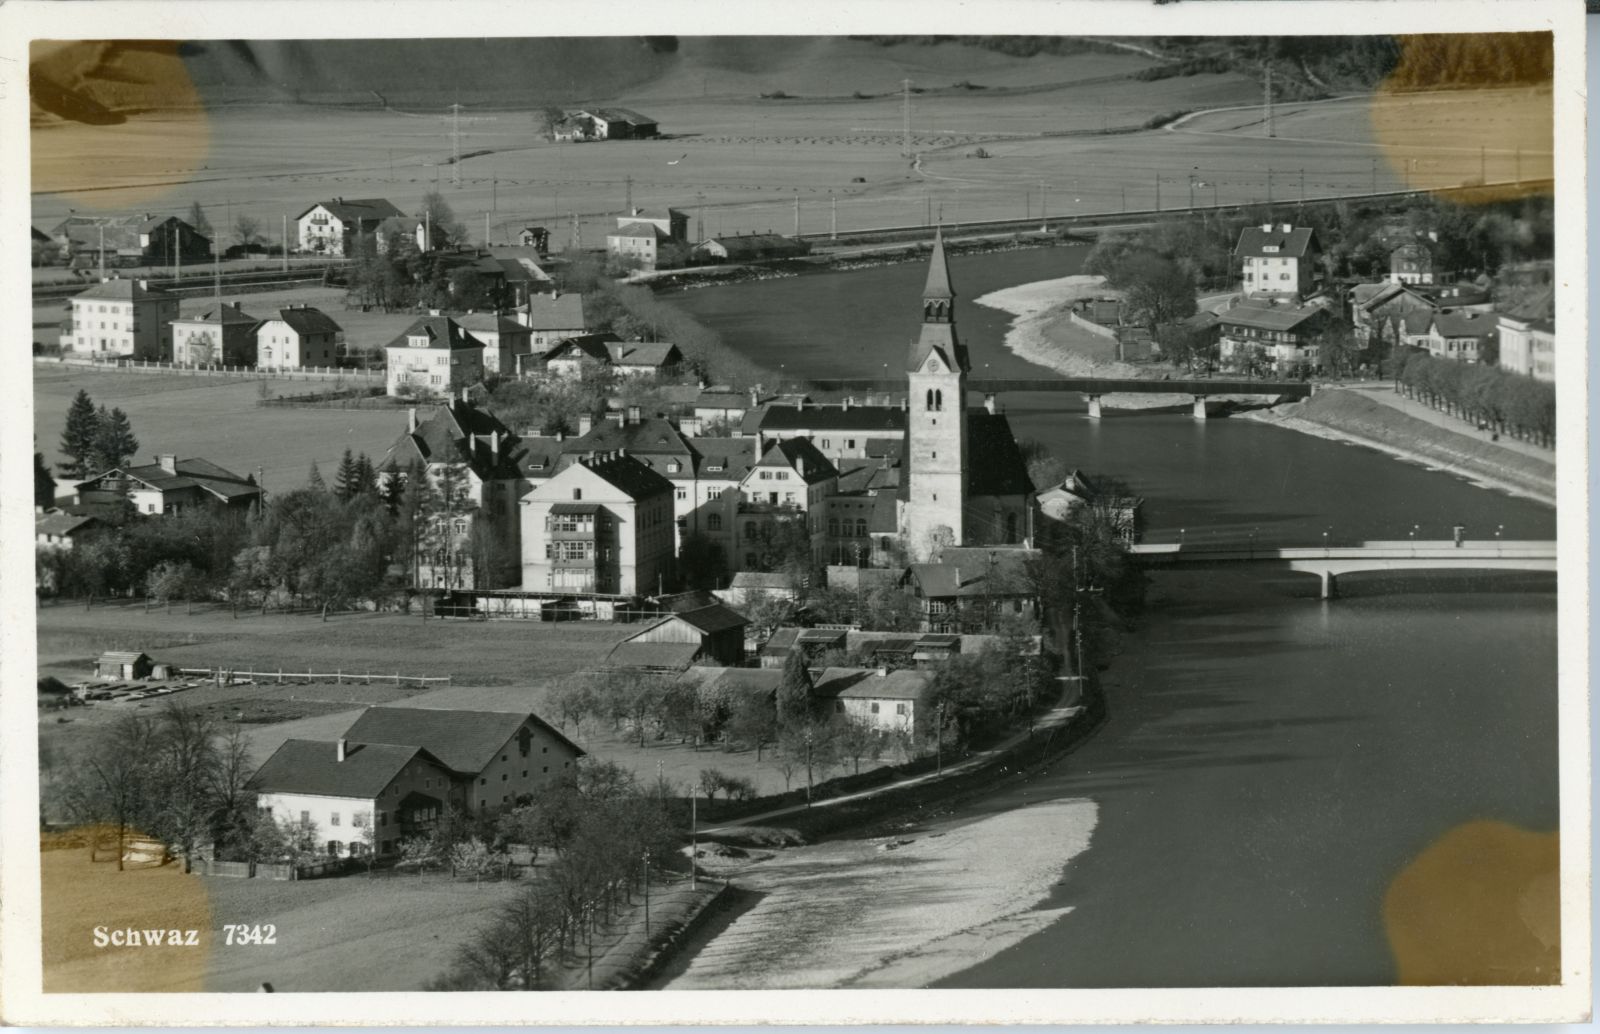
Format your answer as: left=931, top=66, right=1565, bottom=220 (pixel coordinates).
left=737, top=500, right=805, bottom=516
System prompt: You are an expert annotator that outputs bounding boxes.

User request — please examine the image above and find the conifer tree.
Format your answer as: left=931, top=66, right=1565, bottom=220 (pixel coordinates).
left=353, top=453, right=377, bottom=496
left=307, top=461, right=327, bottom=492
left=89, top=406, right=139, bottom=471
left=59, top=389, right=100, bottom=477
left=35, top=450, right=56, bottom=509
left=776, top=648, right=814, bottom=732
left=334, top=448, right=357, bottom=500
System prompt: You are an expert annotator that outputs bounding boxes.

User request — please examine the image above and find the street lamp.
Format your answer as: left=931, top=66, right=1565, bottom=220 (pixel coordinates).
left=1322, top=528, right=1330, bottom=551
left=642, top=850, right=651, bottom=937
left=935, top=702, right=946, bottom=775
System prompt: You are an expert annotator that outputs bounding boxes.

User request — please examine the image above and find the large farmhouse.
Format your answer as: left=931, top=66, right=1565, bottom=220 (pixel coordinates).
left=296, top=198, right=406, bottom=256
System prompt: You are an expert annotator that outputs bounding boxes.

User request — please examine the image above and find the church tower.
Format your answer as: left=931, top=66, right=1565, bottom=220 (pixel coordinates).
left=902, top=230, right=969, bottom=559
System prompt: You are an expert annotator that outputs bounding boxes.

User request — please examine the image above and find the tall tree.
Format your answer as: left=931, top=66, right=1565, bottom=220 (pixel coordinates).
left=307, top=461, right=327, bottom=492
left=59, top=389, right=100, bottom=477
left=187, top=201, right=212, bottom=238
left=776, top=649, right=814, bottom=731
left=334, top=448, right=358, bottom=500
left=89, top=407, right=139, bottom=471
left=35, top=449, right=56, bottom=509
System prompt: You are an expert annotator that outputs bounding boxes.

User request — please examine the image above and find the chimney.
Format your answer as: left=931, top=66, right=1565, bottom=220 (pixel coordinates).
left=984, top=394, right=997, bottom=415
left=843, top=397, right=852, bottom=411
left=795, top=397, right=804, bottom=411
left=157, top=454, right=177, bottom=475
left=876, top=666, right=888, bottom=677
left=491, top=430, right=500, bottom=460
left=618, top=446, right=627, bottom=458
left=429, top=308, right=441, bottom=317
left=556, top=429, right=565, bottom=442
left=901, top=397, right=909, bottom=412
left=408, top=407, right=418, bottom=434
left=750, top=388, right=759, bottom=407
left=1259, top=223, right=1273, bottom=233
left=336, top=738, right=347, bottom=762
left=1279, top=223, right=1293, bottom=233
left=578, top=413, right=593, bottom=436
left=468, top=432, right=477, bottom=454
left=139, top=279, right=150, bottom=290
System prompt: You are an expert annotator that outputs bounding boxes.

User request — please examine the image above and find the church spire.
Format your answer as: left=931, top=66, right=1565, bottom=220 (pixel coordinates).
left=923, top=227, right=954, bottom=306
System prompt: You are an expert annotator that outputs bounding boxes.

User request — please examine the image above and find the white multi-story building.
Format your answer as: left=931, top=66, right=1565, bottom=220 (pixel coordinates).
left=383, top=315, right=485, bottom=397
left=61, top=278, right=179, bottom=360
left=1235, top=223, right=1318, bottom=302
left=295, top=197, right=405, bottom=256
left=255, top=306, right=344, bottom=370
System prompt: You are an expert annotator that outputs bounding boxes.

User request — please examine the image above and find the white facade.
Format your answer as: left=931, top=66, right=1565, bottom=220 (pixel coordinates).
left=255, top=791, right=379, bottom=860
left=1498, top=316, right=1555, bottom=382
left=256, top=317, right=341, bottom=369
left=64, top=290, right=178, bottom=360
left=385, top=339, right=486, bottom=397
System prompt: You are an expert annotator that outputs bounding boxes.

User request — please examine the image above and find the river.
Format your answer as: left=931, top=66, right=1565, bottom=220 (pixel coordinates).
left=665, top=247, right=1560, bottom=986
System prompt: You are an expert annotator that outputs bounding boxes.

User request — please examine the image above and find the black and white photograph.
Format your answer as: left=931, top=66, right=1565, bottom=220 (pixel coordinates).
left=0, top=0, right=1587, bottom=1025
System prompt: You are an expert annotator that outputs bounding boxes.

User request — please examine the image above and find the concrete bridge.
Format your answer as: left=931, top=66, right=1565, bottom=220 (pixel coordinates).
left=803, top=378, right=1313, bottom=420
left=1129, top=539, right=1558, bottom=599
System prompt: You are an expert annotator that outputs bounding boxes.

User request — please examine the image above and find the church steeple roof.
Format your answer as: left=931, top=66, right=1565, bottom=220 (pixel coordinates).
left=923, top=228, right=954, bottom=301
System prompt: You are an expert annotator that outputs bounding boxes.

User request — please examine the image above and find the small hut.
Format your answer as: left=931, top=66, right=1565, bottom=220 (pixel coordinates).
left=96, top=651, right=153, bottom=680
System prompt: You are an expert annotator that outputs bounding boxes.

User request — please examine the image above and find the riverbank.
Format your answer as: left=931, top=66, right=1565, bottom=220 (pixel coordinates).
left=1239, top=387, right=1556, bottom=507
left=973, top=275, right=1149, bottom=378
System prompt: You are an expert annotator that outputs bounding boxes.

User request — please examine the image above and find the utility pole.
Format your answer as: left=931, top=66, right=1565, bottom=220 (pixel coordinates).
left=491, top=176, right=497, bottom=212
left=696, top=192, right=706, bottom=242
left=1480, top=145, right=1487, bottom=184
left=793, top=193, right=800, bottom=236
left=1039, top=180, right=1048, bottom=231
left=1267, top=167, right=1273, bottom=205
left=569, top=212, right=580, bottom=251
left=642, top=851, right=651, bottom=937
left=1264, top=62, right=1275, bottom=138
left=441, top=103, right=496, bottom=189
left=624, top=174, right=633, bottom=215
left=484, top=211, right=491, bottom=248
left=281, top=213, right=289, bottom=273
left=926, top=195, right=932, bottom=227
left=900, top=78, right=913, bottom=157
left=830, top=193, right=837, bottom=241
left=1120, top=184, right=1126, bottom=213
left=1155, top=174, right=1161, bottom=212
left=1300, top=168, right=1306, bottom=202
left=1372, top=157, right=1378, bottom=194
left=388, top=149, right=393, bottom=183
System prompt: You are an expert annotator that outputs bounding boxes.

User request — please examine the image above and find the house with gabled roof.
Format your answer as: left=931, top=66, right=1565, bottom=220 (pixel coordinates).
left=520, top=450, right=675, bottom=596
left=736, top=437, right=839, bottom=569
left=516, top=292, right=587, bottom=353
left=584, top=108, right=659, bottom=140
left=1497, top=286, right=1555, bottom=382
left=453, top=313, right=531, bottom=377
left=814, top=666, right=935, bottom=734
left=171, top=302, right=259, bottom=367
left=377, top=395, right=524, bottom=590
left=604, top=602, right=749, bottom=670
left=1420, top=308, right=1498, bottom=364
left=541, top=335, right=682, bottom=379
left=74, top=454, right=263, bottom=517
left=62, top=277, right=179, bottom=359
left=51, top=213, right=211, bottom=265
left=384, top=315, right=488, bottom=397
left=1235, top=223, right=1318, bottom=301
left=256, top=305, right=344, bottom=370
left=1217, top=298, right=1332, bottom=375
left=295, top=197, right=406, bottom=256
left=746, top=397, right=908, bottom=463
left=247, top=738, right=456, bottom=859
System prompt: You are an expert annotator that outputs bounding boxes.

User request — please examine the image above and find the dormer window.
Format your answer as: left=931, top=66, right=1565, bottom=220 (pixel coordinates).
left=409, top=335, right=428, bottom=348
left=1261, top=245, right=1280, bottom=254
left=667, top=460, right=681, bottom=473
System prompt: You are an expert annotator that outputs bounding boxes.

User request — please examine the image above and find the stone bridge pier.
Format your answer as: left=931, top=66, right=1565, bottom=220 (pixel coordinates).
left=1192, top=395, right=1209, bottom=421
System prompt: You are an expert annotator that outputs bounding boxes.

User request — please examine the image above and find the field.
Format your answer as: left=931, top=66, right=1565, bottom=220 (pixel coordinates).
left=32, top=362, right=404, bottom=491
left=36, top=603, right=868, bottom=807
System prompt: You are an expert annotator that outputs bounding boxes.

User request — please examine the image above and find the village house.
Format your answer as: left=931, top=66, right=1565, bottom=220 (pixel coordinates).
left=607, top=221, right=677, bottom=271
left=903, top=546, right=1039, bottom=633
left=50, top=213, right=211, bottom=266
left=35, top=511, right=102, bottom=552
left=1349, top=281, right=1436, bottom=348
left=470, top=250, right=554, bottom=307
left=520, top=450, right=675, bottom=596
left=516, top=292, right=588, bottom=353
left=1036, top=470, right=1143, bottom=544
left=255, top=305, right=344, bottom=370
left=737, top=437, right=839, bottom=568
left=557, top=108, right=660, bottom=141
left=170, top=302, right=260, bottom=366
left=743, top=397, right=907, bottom=463
left=716, top=570, right=801, bottom=608
left=603, top=602, right=750, bottom=671
left=517, top=226, right=550, bottom=251
left=295, top=197, right=406, bottom=256
left=1419, top=309, right=1498, bottom=364
left=1497, top=287, right=1555, bottom=382
left=813, top=667, right=935, bottom=734
left=73, top=454, right=264, bottom=517
left=96, top=651, right=154, bottom=680
left=61, top=278, right=179, bottom=360
left=1217, top=298, right=1331, bottom=375
left=248, top=739, right=454, bottom=859
left=377, top=396, right=524, bottom=590
left=1235, top=223, right=1318, bottom=302
left=1388, top=242, right=1435, bottom=285
left=341, top=706, right=584, bottom=818
left=450, top=313, right=530, bottom=378
left=384, top=316, right=488, bottom=398
left=540, top=336, right=682, bottom=379
left=692, top=233, right=811, bottom=264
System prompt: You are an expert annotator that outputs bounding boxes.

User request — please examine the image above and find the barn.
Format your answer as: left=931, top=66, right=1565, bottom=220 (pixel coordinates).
left=96, top=651, right=153, bottom=680
left=604, top=603, right=749, bottom=671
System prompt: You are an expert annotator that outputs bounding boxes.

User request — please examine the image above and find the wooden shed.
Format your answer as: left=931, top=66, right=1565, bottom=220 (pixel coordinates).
left=96, top=651, right=153, bottom=680
left=605, top=603, right=749, bottom=670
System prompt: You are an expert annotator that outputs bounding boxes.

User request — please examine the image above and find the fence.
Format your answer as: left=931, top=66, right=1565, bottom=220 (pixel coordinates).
left=174, top=666, right=451, bottom=687
left=38, top=355, right=382, bottom=382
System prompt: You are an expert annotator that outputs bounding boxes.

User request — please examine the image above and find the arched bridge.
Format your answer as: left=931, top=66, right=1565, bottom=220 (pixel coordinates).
left=1129, top=540, right=1558, bottom=599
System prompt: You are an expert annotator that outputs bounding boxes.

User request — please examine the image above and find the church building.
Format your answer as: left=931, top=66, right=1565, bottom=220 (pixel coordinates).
left=897, top=232, right=1035, bottom=560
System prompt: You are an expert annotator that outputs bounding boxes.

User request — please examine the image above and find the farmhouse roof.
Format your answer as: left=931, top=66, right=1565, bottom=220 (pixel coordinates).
left=1234, top=225, right=1315, bottom=259
left=98, top=650, right=150, bottom=665
left=1499, top=286, right=1555, bottom=330
left=1431, top=308, right=1498, bottom=340
left=593, top=108, right=657, bottom=126
left=73, top=278, right=175, bottom=302
left=673, top=603, right=750, bottom=635
left=612, top=222, right=671, bottom=242
left=176, top=302, right=259, bottom=327
left=756, top=438, right=838, bottom=485
left=1220, top=300, right=1327, bottom=333
left=521, top=293, right=587, bottom=329
left=94, top=457, right=261, bottom=502
left=825, top=667, right=934, bottom=702
left=729, top=571, right=799, bottom=591
left=297, top=197, right=406, bottom=223
left=245, top=739, right=445, bottom=799
left=707, top=667, right=783, bottom=699
left=36, top=512, right=100, bottom=537
left=564, top=415, right=691, bottom=463
left=385, top=316, right=485, bottom=351
left=268, top=306, right=343, bottom=336
left=452, top=313, right=528, bottom=336
left=689, top=437, right=759, bottom=480
left=344, top=706, right=583, bottom=776
left=605, top=641, right=703, bottom=672
left=606, top=341, right=681, bottom=368
left=908, top=550, right=1035, bottom=600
